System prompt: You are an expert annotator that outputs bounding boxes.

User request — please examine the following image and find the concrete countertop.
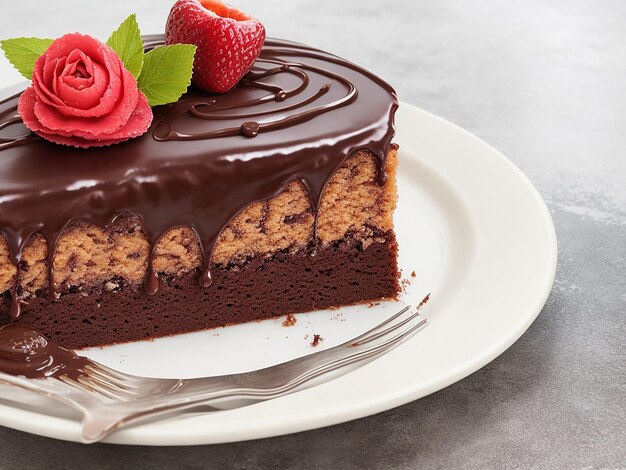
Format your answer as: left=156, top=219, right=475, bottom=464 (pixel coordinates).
left=0, top=1, right=624, bottom=468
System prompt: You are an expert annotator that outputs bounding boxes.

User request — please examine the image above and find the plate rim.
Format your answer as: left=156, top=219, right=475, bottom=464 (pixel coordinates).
left=0, top=101, right=557, bottom=445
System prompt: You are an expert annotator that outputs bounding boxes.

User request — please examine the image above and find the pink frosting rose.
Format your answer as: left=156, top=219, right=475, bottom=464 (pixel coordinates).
left=18, top=33, right=152, bottom=148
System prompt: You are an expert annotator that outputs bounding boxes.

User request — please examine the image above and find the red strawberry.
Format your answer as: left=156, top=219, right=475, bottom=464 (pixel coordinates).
left=166, top=0, right=266, bottom=93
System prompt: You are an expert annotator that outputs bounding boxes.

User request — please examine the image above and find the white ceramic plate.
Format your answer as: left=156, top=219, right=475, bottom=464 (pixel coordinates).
left=0, top=102, right=557, bottom=445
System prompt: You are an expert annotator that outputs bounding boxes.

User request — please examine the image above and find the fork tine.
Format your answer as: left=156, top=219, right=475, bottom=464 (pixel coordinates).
left=332, top=318, right=426, bottom=370
left=320, top=317, right=428, bottom=375
left=348, top=305, right=411, bottom=344
left=361, top=318, right=428, bottom=356
left=79, top=373, right=141, bottom=400
left=62, top=370, right=141, bottom=401
left=57, top=375, right=122, bottom=401
left=85, top=362, right=144, bottom=385
left=83, top=364, right=144, bottom=391
left=352, top=309, right=422, bottom=346
left=350, top=295, right=430, bottom=346
left=263, top=317, right=428, bottom=394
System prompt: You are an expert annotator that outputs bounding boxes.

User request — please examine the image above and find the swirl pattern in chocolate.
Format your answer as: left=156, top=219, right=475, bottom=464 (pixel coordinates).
left=0, top=35, right=398, bottom=318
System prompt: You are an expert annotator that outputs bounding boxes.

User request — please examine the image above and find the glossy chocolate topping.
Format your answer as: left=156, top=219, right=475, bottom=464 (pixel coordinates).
left=0, top=324, right=89, bottom=379
left=0, top=35, right=398, bottom=318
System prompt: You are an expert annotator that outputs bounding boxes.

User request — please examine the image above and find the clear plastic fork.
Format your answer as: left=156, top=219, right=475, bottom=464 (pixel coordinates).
left=0, top=300, right=428, bottom=443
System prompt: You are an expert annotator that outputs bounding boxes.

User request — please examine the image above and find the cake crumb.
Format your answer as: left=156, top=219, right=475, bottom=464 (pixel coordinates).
left=418, top=293, right=431, bottom=309
left=368, top=301, right=381, bottom=308
left=411, top=271, right=416, bottom=278
left=311, top=334, right=323, bottom=347
left=282, top=314, right=297, bottom=327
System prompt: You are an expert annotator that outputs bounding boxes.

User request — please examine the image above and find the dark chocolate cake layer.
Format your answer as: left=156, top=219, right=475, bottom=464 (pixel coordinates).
left=0, top=232, right=399, bottom=349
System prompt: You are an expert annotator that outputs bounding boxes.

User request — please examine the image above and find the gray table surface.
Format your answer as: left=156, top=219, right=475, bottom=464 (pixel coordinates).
left=0, top=1, right=624, bottom=468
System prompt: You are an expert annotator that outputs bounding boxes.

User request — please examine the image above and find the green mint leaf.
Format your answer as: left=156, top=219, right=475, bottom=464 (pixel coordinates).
left=138, top=44, right=196, bottom=107
left=0, top=37, right=54, bottom=79
left=106, top=13, right=144, bottom=79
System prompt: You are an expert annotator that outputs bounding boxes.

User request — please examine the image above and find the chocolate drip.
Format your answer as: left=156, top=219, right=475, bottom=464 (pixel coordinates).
left=9, top=289, right=20, bottom=321
left=0, top=324, right=89, bottom=379
left=0, top=94, right=38, bottom=151
left=144, top=253, right=160, bottom=296
left=0, top=36, right=398, bottom=315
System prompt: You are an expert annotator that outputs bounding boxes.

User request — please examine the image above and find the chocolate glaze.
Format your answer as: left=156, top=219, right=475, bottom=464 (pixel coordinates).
left=0, top=35, right=398, bottom=317
left=0, top=324, right=89, bottom=379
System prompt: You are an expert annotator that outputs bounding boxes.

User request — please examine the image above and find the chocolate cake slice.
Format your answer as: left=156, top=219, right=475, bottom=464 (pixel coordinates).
left=0, top=36, right=400, bottom=349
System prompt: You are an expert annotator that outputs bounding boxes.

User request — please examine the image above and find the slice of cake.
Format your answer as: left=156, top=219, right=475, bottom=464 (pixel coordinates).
left=0, top=5, right=399, bottom=349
